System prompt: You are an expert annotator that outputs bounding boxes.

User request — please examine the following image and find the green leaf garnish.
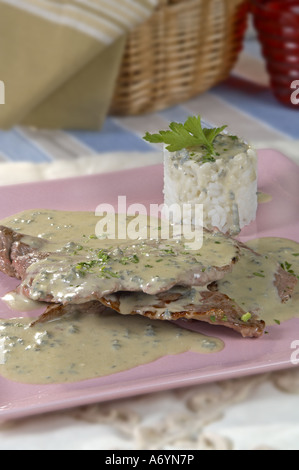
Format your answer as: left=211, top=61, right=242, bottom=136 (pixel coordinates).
left=143, top=115, right=227, bottom=154
left=163, top=248, right=175, bottom=255
left=280, top=261, right=296, bottom=276
left=252, top=272, right=265, bottom=278
left=241, top=312, right=252, bottom=323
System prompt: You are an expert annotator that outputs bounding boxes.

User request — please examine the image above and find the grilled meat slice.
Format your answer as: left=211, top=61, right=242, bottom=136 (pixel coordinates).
left=30, top=301, right=106, bottom=327
left=30, top=287, right=265, bottom=338
left=0, top=225, right=48, bottom=279
left=0, top=220, right=241, bottom=304
left=99, top=288, right=265, bottom=338
left=274, top=265, right=298, bottom=303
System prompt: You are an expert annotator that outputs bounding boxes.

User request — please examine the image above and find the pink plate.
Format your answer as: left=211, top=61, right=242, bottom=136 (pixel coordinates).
left=0, top=149, right=298, bottom=421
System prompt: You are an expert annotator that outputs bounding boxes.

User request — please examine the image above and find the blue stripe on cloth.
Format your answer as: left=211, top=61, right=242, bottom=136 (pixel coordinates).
left=67, top=117, right=154, bottom=153
left=212, top=77, right=299, bottom=139
left=0, top=128, right=52, bottom=162
left=159, top=106, right=213, bottom=128
left=159, top=106, right=193, bottom=124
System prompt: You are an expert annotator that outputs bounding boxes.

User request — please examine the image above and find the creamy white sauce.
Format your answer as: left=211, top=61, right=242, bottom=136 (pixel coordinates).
left=100, top=238, right=299, bottom=327
left=2, top=291, right=46, bottom=312
left=0, top=209, right=233, bottom=384
left=218, top=237, right=299, bottom=326
left=0, top=210, right=298, bottom=385
left=257, top=192, right=273, bottom=204
left=0, top=309, right=224, bottom=384
left=1, top=209, right=240, bottom=304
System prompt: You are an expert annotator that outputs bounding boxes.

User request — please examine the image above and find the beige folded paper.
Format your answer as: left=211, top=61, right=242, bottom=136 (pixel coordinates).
left=0, top=0, right=157, bottom=130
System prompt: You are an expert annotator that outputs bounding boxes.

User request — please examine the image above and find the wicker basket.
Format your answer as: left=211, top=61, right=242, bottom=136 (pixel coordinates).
left=110, top=0, right=249, bottom=116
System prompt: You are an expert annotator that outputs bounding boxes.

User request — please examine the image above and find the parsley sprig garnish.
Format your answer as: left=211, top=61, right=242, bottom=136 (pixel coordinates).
left=143, top=115, right=227, bottom=154
left=280, top=261, right=299, bottom=279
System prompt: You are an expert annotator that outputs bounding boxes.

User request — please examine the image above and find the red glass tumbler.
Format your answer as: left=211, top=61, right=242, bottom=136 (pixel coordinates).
left=251, top=0, right=299, bottom=108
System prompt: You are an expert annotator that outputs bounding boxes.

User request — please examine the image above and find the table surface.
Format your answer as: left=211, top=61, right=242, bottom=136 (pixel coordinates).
left=0, top=34, right=299, bottom=451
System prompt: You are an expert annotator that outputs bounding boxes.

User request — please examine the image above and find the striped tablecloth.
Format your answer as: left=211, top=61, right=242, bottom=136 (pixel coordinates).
left=0, top=36, right=298, bottom=175
left=0, top=35, right=299, bottom=451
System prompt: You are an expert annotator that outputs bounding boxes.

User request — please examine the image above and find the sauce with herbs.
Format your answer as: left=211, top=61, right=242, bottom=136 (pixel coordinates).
left=0, top=308, right=223, bottom=384
left=169, top=134, right=250, bottom=165
left=101, top=238, right=299, bottom=326
left=0, top=210, right=298, bottom=385
left=0, top=209, right=240, bottom=303
left=218, top=237, right=299, bottom=326
left=0, top=209, right=234, bottom=384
